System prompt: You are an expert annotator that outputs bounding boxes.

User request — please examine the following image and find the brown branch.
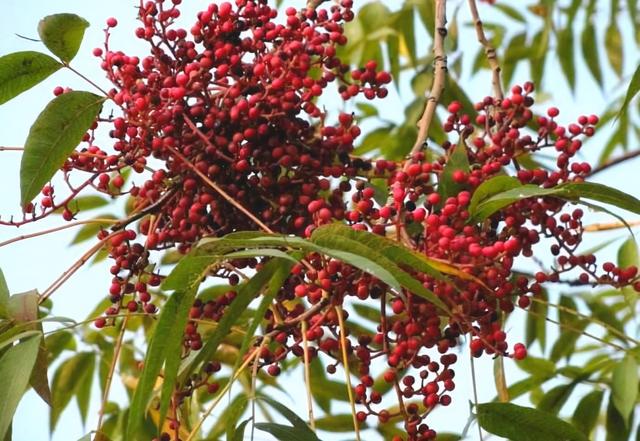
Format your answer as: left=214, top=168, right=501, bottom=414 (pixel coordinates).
left=583, top=219, right=640, bottom=232
left=468, top=0, right=504, bottom=99
left=409, top=0, right=448, bottom=157
left=0, top=218, right=118, bottom=249
left=166, top=146, right=274, bottom=233
left=0, top=146, right=23, bottom=151
left=588, top=149, right=640, bottom=176
left=96, top=315, right=129, bottom=432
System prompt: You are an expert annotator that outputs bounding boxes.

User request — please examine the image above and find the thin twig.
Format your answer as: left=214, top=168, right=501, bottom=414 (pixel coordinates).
left=409, top=0, right=448, bottom=157
left=65, top=64, right=111, bottom=97
left=250, top=337, right=270, bottom=441
left=0, top=218, right=118, bottom=249
left=336, top=305, right=361, bottom=441
left=96, top=315, right=128, bottom=432
left=588, top=149, right=640, bottom=176
left=38, top=232, right=115, bottom=304
left=526, top=308, right=627, bottom=352
left=583, top=219, right=640, bottom=232
left=166, top=146, right=274, bottom=234
left=469, top=354, right=484, bottom=441
left=0, top=146, right=23, bottom=151
left=529, top=297, right=640, bottom=347
left=468, top=0, right=504, bottom=99
left=184, top=348, right=260, bottom=441
left=301, top=320, right=316, bottom=430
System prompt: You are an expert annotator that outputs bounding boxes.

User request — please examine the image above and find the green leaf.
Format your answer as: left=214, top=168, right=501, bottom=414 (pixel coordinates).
left=537, top=383, right=576, bottom=415
left=516, top=356, right=556, bottom=377
left=619, top=236, right=639, bottom=310
left=396, top=6, right=416, bottom=66
left=44, top=331, right=76, bottom=363
left=0, top=51, right=62, bottom=105
left=230, top=418, right=252, bottom=441
left=557, top=27, right=575, bottom=91
left=438, top=139, right=470, bottom=201
left=254, top=423, right=320, bottom=441
left=550, top=319, right=589, bottom=362
left=470, top=181, right=640, bottom=222
left=494, top=4, right=527, bottom=22
left=50, top=352, right=95, bottom=432
left=20, top=91, right=104, bottom=207
left=605, top=22, right=623, bottom=77
left=612, top=354, right=639, bottom=425
left=581, top=19, right=603, bottom=87
left=233, top=259, right=294, bottom=374
left=620, top=63, right=640, bottom=120
left=0, top=268, right=9, bottom=319
left=310, top=224, right=449, bottom=312
left=37, top=14, right=89, bottom=63
left=607, top=393, right=633, bottom=440
left=176, top=259, right=282, bottom=382
left=56, top=195, right=110, bottom=214
left=0, top=335, right=41, bottom=440
left=260, top=396, right=312, bottom=432
left=415, top=0, right=436, bottom=36
left=314, top=414, right=358, bottom=432
left=126, top=287, right=197, bottom=440
left=477, top=402, right=588, bottom=441
left=572, top=390, right=604, bottom=436
left=525, top=289, right=547, bottom=351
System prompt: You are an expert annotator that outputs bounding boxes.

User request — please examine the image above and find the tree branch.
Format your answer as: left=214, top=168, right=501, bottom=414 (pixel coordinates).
left=468, top=0, right=504, bottom=99
left=409, top=0, right=448, bottom=157
left=588, top=149, right=640, bottom=177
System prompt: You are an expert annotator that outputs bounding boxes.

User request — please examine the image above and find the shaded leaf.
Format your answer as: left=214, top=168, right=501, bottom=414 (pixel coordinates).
left=0, top=335, right=41, bottom=440
left=38, top=14, right=89, bottom=63
left=581, top=19, right=602, bottom=87
left=50, top=352, right=95, bottom=432
left=254, top=423, right=320, bottom=441
left=537, top=383, right=576, bottom=415
left=572, top=389, right=604, bottom=436
left=0, top=51, right=62, bottom=105
left=438, top=139, right=470, bottom=201
left=20, top=91, right=104, bottom=207
left=477, top=402, right=588, bottom=441
left=0, top=269, right=8, bottom=319
left=470, top=181, right=640, bottom=222
left=605, top=23, right=623, bottom=77
left=557, top=27, right=575, bottom=91
left=126, top=287, right=197, bottom=440
left=230, top=418, right=252, bottom=441
left=612, top=354, right=639, bottom=425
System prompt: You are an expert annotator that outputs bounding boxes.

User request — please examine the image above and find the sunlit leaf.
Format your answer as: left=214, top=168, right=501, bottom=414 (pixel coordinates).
left=0, top=51, right=62, bottom=105
left=20, top=91, right=104, bottom=207
left=38, top=14, right=89, bottom=63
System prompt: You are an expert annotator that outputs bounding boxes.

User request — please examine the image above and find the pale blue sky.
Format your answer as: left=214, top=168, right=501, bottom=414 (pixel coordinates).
left=0, top=1, right=638, bottom=440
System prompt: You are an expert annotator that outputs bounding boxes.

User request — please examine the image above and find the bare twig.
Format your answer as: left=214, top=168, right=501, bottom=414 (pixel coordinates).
left=96, top=315, right=128, bottom=432
left=0, top=146, right=23, bottom=151
left=583, top=219, right=640, bottom=232
left=38, top=232, right=115, bottom=304
left=336, top=305, right=361, bottom=441
left=469, top=354, right=484, bottom=441
left=0, top=218, right=118, bottom=249
left=588, top=149, right=640, bottom=176
left=409, top=0, right=448, bottom=157
left=166, top=146, right=274, bottom=233
left=301, top=320, right=316, bottom=430
left=468, top=0, right=504, bottom=99
left=184, top=347, right=260, bottom=441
